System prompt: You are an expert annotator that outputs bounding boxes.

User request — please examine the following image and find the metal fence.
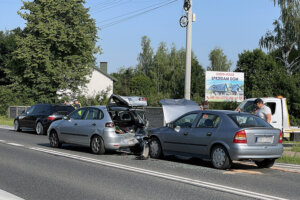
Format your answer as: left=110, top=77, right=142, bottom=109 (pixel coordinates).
left=8, top=106, right=30, bottom=118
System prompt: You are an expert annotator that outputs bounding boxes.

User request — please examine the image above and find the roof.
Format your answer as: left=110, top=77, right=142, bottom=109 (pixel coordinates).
left=94, top=67, right=118, bottom=82
left=231, top=84, right=242, bottom=92
left=208, top=83, right=227, bottom=92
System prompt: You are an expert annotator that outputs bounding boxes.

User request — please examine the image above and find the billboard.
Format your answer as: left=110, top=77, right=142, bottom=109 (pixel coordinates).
left=205, top=71, right=244, bottom=102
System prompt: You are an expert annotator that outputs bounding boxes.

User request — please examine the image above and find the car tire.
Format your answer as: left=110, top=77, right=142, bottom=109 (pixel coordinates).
left=14, top=120, right=21, bottom=132
left=49, top=130, right=62, bottom=148
left=211, top=145, right=232, bottom=170
left=255, top=159, right=275, bottom=168
left=149, top=137, right=163, bottom=159
left=91, top=135, right=105, bottom=155
left=35, top=122, right=46, bottom=135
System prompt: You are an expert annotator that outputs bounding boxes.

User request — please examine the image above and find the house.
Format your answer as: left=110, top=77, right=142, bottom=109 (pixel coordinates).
left=84, top=62, right=117, bottom=97
left=230, top=84, right=243, bottom=95
left=58, top=62, right=117, bottom=99
left=208, top=83, right=228, bottom=95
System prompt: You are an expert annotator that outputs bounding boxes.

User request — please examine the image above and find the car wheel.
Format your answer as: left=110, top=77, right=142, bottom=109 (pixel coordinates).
left=255, top=159, right=275, bottom=168
left=14, top=120, right=21, bottom=132
left=49, top=130, right=62, bottom=148
left=211, top=145, right=232, bottom=169
left=35, top=122, right=45, bottom=135
left=149, top=137, right=163, bottom=159
left=91, top=136, right=105, bottom=155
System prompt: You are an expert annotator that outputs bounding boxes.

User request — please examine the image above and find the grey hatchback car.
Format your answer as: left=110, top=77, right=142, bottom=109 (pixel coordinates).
left=148, top=110, right=283, bottom=169
left=47, top=106, right=139, bottom=154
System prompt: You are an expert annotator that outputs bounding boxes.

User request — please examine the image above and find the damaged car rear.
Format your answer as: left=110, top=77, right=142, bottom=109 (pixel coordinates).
left=47, top=95, right=149, bottom=155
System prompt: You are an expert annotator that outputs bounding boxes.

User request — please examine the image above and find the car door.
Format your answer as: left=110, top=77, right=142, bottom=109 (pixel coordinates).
left=184, top=113, right=221, bottom=157
left=19, top=105, right=36, bottom=128
left=162, top=113, right=199, bottom=154
left=77, top=108, right=104, bottom=146
left=59, top=108, right=87, bottom=144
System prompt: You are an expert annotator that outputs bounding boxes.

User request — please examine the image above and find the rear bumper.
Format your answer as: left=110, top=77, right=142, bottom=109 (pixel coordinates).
left=229, top=144, right=283, bottom=160
left=103, top=131, right=139, bottom=150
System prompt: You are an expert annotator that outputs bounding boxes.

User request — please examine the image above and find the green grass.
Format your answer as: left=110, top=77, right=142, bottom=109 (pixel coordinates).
left=283, top=141, right=300, bottom=144
left=277, top=155, right=300, bottom=165
left=292, top=145, right=300, bottom=152
left=0, top=116, right=14, bottom=126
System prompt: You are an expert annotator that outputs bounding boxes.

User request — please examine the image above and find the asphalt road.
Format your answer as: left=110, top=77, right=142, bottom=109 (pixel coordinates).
left=0, top=128, right=299, bottom=200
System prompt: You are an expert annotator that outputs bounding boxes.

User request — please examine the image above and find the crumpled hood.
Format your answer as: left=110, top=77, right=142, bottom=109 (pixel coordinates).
left=160, top=99, right=200, bottom=124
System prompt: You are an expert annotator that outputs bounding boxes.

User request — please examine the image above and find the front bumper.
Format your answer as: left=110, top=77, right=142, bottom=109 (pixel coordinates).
left=229, top=144, right=284, bottom=160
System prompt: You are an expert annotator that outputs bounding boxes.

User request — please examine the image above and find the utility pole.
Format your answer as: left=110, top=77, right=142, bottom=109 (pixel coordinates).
left=184, top=0, right=192, bottom=100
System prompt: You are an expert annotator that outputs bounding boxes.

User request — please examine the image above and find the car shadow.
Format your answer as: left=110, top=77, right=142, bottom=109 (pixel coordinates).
left=37, top=143, right=128, bottom=156
left=154, top=155, right=259, bottom=170
left=10, top=129, right=38, bottom=135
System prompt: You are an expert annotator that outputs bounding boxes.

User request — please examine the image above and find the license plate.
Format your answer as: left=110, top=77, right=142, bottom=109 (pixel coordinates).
left=256, top=136, right=274, bottom=143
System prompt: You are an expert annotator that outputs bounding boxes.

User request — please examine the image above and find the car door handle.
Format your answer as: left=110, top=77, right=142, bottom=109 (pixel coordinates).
left=272, top=121, right=277, bottom=123
left=74, top=123, right=78, bottom=126
left=92, top=123, right=96, bottom=126
left=183, top=132, right=189, bottom=136
left=206, top=132, right=212, bottom=136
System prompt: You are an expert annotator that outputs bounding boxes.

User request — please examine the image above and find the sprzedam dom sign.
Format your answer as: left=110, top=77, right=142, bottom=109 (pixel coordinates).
left=205, top=71, right=244, bottom=102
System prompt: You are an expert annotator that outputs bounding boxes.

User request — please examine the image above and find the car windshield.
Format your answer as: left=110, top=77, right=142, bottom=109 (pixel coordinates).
left=228, top=114, right=272, bottom=128
left=238, top=100, right=255, bottom=113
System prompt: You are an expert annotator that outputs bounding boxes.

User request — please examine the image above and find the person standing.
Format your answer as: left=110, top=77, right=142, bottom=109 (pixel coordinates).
left=73, top=99, right=81, bottom=109
left=254, top=98, right=271, bottom=123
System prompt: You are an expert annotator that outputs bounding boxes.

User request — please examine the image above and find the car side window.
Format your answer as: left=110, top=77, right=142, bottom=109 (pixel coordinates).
left=26, top=106, right=35, bottom=115
left=69, top=108, right=86, bottom=120
left=33, top=105, right=51, bottom=115
left=84, top=108, right=103, bottom=120
left=174, top=113, right=198, bottom=128
left=196, top=114, right=220, bottom=128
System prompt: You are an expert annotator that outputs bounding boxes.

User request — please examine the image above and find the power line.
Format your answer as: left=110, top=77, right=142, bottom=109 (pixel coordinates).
left=98, top=0, right=179, bottom=29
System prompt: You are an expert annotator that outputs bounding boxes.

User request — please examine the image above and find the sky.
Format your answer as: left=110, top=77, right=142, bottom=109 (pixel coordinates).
left=0, top=0, right=280, bottom=73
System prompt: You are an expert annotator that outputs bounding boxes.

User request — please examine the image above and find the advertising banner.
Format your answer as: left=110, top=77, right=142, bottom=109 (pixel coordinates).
left=205, top=71, right=244, bottom=102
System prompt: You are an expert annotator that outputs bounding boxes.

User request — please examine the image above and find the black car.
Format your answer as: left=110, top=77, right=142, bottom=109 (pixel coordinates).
left=14, top=104, right=75, bottom=135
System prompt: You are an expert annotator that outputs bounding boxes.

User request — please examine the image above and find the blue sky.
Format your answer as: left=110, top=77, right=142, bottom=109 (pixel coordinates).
left=0, top=0, right=280, bottom=73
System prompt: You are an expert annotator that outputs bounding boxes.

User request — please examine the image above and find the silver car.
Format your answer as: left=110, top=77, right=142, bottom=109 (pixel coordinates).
left=148, top=110, right=283, bottom=169
left=47, top=106, right=139, bottom=154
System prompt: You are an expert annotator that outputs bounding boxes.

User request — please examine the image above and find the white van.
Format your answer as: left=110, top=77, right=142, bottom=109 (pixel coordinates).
left=237, top=97, right=300, bottom=140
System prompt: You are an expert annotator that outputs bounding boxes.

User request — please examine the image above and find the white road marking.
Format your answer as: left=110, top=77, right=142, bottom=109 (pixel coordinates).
left=29, top=147, right=289, bottom=200
left=7, top=143, right=24, bottom=147
left=0, top=189, right=24, bottom=200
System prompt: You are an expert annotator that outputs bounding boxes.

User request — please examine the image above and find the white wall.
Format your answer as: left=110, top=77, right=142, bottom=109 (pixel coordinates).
left=84, top=70, right=113, bottom=97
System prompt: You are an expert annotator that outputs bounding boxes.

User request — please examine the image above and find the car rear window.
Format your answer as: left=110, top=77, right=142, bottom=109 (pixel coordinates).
left=52, top=105, right=75, bottom=115
left=228, top=114, right=272, bottom=128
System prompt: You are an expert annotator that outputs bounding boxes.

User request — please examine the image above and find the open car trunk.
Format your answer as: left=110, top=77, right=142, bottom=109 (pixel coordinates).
left=107, top=95, right=148, bottom=135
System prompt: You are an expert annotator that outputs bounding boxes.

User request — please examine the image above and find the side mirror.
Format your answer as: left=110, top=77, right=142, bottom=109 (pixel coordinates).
left=63, top=116, right=69, bottom=120
left=174, top=126, right=181, bottom=133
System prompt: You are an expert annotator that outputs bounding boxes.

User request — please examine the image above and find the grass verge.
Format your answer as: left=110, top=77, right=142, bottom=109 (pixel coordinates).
left=0, top=115, right=14, bottom=126
left=277, top=155, right=300, bottom=165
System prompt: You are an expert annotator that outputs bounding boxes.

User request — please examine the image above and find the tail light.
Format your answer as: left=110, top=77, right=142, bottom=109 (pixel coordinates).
left=278, top=131, right=283, bottom=144
left=233, top=130, right=247, bottom=143
left=105, top=122, right=114, bottom=128
left=140, top=97, right=146, bottom=101
left=47, top=115, right=56, bottom=121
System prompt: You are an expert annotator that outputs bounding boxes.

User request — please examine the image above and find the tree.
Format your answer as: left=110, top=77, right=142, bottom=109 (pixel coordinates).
left=0, top=28, right=22, bottom=85
left=260, top=0, right=300, bottom=74
left=207, top=47, right=232, bottom=71
left=137, top=36, right=153, bottom=76
left=130, top=74, right=153, bottom=96
left=10, top=0, right=99, bottom=102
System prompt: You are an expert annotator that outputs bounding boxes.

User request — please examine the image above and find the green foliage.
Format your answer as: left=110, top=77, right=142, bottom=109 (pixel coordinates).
left=76, top=89, right=110, bottom=107
left=235, top=49, right=300, bottom=125
left=9, top=0, right=99, bottom=103
left=113, top=37, right=205, bottom=106
left=0, top=28, right=22, bottom=85
left=137, top=36, right=154, bottom=76
left=207, top=47, right=232, bottom=72
left=0, top=86, right=34, bottom=115
left=260, top=0, right=300, bottom=74
left=130, top=74, right=153, bottom=96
